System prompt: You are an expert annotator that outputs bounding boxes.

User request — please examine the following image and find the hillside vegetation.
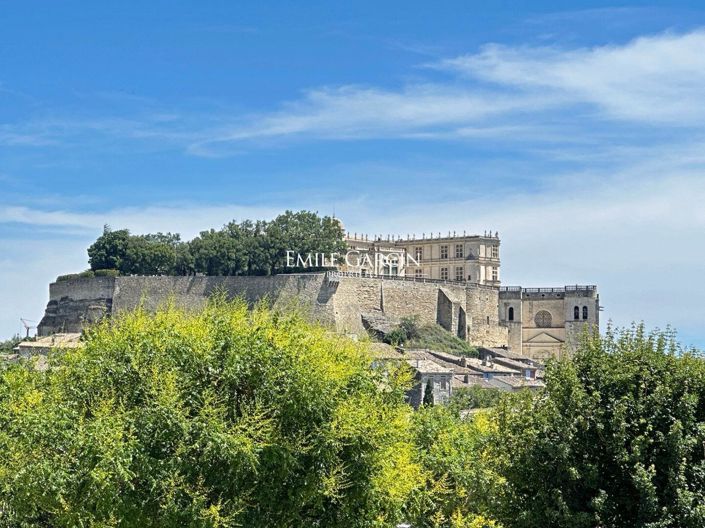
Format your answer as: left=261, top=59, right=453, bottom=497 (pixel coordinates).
left=385, top=317, right=477, bottom=357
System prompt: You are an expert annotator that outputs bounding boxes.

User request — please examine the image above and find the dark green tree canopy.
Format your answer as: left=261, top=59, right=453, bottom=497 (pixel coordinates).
left=492, top=325, right=705, bottom=528
left=85, top=211, right=345, bottom=277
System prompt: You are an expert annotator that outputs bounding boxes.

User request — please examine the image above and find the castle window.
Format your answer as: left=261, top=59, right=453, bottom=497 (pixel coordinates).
left=440, top=245, right=448, bottom=259
left=491, top=245, right=499, bottom=259
left=582, top=306, right=588, bottom=320
left=487, top=316, right=490, bottom=325
left=455, top=266, right=464, bottom=281
left=574, top=306, right=580, bottom=320
left=455, top=244, right=463, bottom=258
left=508, top=306, right=514, bottom=321
left=535, top=310, right=552, bottom=328
left=415, top=269, right=423, bottom=278
left=440, top=267, right=448, bottom=280
left=414, top=246, right=423, bottom=262
left=491, top=267, right=498, bottom=281
left=467, top=274, right=472, bottom=281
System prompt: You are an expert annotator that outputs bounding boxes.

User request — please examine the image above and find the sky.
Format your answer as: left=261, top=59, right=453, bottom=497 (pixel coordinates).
left=1, top=1, right=704, bottom=348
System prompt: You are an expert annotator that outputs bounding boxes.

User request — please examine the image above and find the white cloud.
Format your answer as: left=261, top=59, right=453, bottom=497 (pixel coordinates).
left=4, top=29, right=705, bottom=156
left=0, top=203, right=282, bottom=240
left=438, top=30, right=705, bottom=124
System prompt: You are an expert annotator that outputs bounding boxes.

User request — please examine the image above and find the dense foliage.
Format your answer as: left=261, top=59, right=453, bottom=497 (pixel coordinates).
left=2, top=310, right=703, bottom=528
left=491, top=325, right=705, bottom=528
left=0, top=300, right=420, bottom=527
left=85, top=210, right=346, bottom=277
left=448, top=386, right=503, bottom=412
left=0, top=336, right=21, bottom=354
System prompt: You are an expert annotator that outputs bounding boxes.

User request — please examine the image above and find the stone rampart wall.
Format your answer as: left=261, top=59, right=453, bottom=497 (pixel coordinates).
left=37, top=274, right=509, bottom=347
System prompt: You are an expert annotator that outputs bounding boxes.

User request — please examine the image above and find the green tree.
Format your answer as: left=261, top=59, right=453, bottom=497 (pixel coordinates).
left=448, top=386, right=503, bottom=412
left=0, top=299, right=422, bottom=527
left=408, top=406, right=503, bottom=528
left=0, top=335, right=21, bottom=354
left=189, top=229, right=246, bottom=276
left=87, top=225, right=132, bottom=272
left=266, top=210, right=346, bottom=274
left=491, top=325, right=705, bottom=528
left=423, top=379, right=435, bottom=406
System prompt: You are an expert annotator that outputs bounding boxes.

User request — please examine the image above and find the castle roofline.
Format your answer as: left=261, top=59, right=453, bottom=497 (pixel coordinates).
left=500, top=285, right=597, bottom=294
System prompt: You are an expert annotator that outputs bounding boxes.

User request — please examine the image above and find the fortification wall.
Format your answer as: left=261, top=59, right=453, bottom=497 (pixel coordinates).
left=39, top=274, right=336, bottom=335
left=466, top=285, right=508, bottom=347
left=39, top=277, right=117, bottom=335
left=37, top=274, right=511, bottom=348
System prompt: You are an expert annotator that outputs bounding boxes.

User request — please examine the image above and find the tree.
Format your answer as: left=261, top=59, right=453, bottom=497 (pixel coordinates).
left=87, top=225, right=132, bottom=272
left=408, top=406, right=504, bottom=528
left=189, top=229, right=246, bottom=276
left=491, top=325, right=705, bottom=528
left=265, top=210, right=346, bottom=274
left=0, top=299, right=422, bottom=527
left=448, top=386, right=503, bottom=412
left=423, top=378, right=435, bottom=406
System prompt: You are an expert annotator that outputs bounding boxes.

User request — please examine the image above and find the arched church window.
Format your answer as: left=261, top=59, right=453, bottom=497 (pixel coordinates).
left=574, top=306, right=580, bottom=320
left=535, top=310, right=552, bottom=328
left=508, top=306, right=514, bottom=321
left=582, top=306, right=588, bottom=320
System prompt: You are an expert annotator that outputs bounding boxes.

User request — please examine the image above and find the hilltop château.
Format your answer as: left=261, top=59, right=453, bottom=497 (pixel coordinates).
left=37, top=226, right=599, bottom=361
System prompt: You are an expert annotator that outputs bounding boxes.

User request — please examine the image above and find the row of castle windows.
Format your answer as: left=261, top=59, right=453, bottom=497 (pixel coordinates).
left=413, top=244, right=499, bottom=260
left=506, top=306, right=589, bottom=323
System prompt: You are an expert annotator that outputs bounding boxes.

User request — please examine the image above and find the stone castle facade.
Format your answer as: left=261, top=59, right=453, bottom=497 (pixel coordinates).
left=37, top=226, right=599, bottom=359
left=337, top=229, right=599, bottom=359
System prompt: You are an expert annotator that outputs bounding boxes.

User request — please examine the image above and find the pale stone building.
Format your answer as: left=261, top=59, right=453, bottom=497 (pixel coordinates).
left=499, top=285, right=600, bottom=360
left=342, top=231, right=501, bottom=286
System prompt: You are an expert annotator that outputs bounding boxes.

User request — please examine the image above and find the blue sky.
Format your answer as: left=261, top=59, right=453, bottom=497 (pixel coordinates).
left=1, top=1, right=704, bottom=348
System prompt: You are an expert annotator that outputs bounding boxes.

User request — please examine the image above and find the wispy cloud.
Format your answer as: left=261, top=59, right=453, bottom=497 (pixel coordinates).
left=3, top=29, right=704, bottom=156
left=0, top=203, right=282, bottom=239
left=439, top=30, right=705, bottom=124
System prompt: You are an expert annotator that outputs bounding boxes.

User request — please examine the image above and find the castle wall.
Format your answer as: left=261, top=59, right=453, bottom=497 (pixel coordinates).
left=38, top=277, right=117, bottom=335
left=39, top=274, right=337, bottom=335
left=38, top=275, right=596, bottom=357
left=465, top=285, right=509, bottom=347
left=38, top=274, right=510, bottom=348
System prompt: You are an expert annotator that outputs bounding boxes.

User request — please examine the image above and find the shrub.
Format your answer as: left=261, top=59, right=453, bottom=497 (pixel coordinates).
left=93, top=268, right=120, bottom=277
left=0, top=299, right=422, bottom=527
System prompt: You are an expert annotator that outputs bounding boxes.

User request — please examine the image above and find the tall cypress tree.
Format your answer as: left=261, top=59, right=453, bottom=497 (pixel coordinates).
left=422, top=378, right=434, bottom=406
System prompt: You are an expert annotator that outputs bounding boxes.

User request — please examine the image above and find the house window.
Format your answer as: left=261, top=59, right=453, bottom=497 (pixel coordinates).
left=508, top=306, right=514, bottom=321
left=455, top=244, right=463, bottom=258
left=582, top=306, right=588, bottom=320
left=415, top=269, right=423, bottom=278
left=440, top=245, right=448, bottom=259
left=440, top=267, right=448, bottom=280
left=440, top=379, right=447, bottom=390
left=414, top=246, right=423, bottom=262
left=535, top=310, right=552, bottom=328
left=574, top=306, right=580, bottom=320
left=455, top=266, right=464, bottom=281
left=491, top=245, right=499, bottom=259
left=491, top=267, right=498, bottom=281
